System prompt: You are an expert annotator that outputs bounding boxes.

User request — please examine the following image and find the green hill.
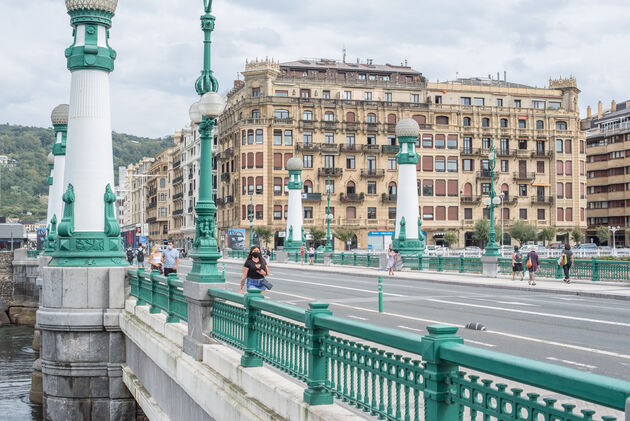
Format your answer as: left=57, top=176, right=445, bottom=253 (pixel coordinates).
left=0, top=124, right=172, bottom=223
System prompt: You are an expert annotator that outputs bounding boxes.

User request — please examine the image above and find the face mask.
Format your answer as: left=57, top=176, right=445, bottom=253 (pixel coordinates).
left=252, top=252, right=261, bottom=258
left=168, top=245, right=173, bottom=250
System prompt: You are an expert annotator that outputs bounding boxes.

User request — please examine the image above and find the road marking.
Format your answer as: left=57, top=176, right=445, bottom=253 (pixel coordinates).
left=348, top=315, right=368, bottom=321
left=269, top=276, right=406, bottom=297
left=398, top=325, right=423, bottom=332
left=224, top=282, right=630, bottom=361
left=464, top=340, right=496, bottom=348
left=546, top=357, right=596, bottom=370
left=467, top=297, right=538, bottom=307
left=425, top=298, right=630, bottom=327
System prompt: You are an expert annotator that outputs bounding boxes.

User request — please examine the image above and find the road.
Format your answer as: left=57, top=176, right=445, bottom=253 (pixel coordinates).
left=178, top=259, right=630, bottom=380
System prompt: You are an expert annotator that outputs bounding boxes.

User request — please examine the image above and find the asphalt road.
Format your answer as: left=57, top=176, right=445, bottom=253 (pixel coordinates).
left=178, top=259, right=630, bottom=380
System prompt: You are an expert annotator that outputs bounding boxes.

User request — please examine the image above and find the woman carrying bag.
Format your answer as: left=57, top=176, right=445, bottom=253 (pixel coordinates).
left=149, top=246, right=163, bottom=274
left=559, top=243, right=573, bottom=283
left=239, top=246, right=272, bottom=294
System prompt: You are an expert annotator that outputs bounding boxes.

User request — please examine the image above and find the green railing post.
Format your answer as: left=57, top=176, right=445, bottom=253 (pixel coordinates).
left=592, top=258, right=600, bottom=282
left=353, top=252, right=357, bottom=266
left=459, top=255, right=465, bottom=273
left=378, top=277, right=383, bottom=313
left=421, top=325, right=464, bottom=421
left=367, top=254, right=371, bottom=267
left=303, top=302, right=334, bottom=405
left=136, top=270, right=149, bottom=306
left=341, top=252, right=345, bottom=265
left=437, top=255, right=443, bottom=272
left=149, top=271, right=161, bottom=314
left=555, top=259, right=563, bottom=279
left=166, top=273, right=180, bottom=323
left=222, top=262, right=225, bottom=278
left=418, top=253, right=423, bottom=271
left=241, top=289, right=264, bottom=367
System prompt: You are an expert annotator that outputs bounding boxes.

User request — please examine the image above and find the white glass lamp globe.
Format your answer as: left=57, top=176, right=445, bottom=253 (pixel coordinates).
left=199, top=92, right=226, bottom=118
left=488, top=151, right=496, bottom=161
left=493, top=197, right=502, bottom=205
left=189, top=102, right=202, bottom=124
left=483, top=197, right=491, bottom=206
left=325, top=214, right=333, bottom=220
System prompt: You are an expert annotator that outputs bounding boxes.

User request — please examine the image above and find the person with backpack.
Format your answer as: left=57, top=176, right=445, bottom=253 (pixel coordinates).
left=512, top=245, right=524, bottom=281
left=136, top=245, right=145, bottom=268
left=126, top=247, right=134, bottom=265
left=559, top=243, right=573, bottom=283
left=526, top=249, right=538, bottom=286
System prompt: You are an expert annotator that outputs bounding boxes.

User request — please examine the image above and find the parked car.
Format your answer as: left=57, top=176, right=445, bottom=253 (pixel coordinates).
left=577, top=243, right=597, bottom=249
left=548, top=243, right=564, bottom=250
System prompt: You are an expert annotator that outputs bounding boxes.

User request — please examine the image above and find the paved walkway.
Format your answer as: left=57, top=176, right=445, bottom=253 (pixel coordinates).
left=215, top=257, right=630, bottom=301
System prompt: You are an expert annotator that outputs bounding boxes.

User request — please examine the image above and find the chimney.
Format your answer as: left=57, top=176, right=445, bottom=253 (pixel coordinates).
left=611, top=100, right=616, bottom=112
left=586, top=105, right=592, bottom=118
left=597, top=101, right=603, bottom=118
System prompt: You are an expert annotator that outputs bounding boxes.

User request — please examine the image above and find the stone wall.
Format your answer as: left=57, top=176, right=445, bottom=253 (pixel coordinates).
left=3, top=249, right=40, bottom=325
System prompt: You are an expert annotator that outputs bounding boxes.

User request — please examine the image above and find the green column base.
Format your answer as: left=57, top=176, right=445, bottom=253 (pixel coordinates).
left=186, top=245, right=225, bottom=283
left=303, top=388, right=333, bottom=405
left=240, top=354, right=263, bottom=367
left=49, top=232, right=127, bottom=267
left=392, top=238, right=424, bottom=256
left=283, top=239, right=303, bottom=254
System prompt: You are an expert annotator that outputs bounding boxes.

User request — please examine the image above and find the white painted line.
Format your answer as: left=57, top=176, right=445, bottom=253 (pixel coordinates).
left=398, top=325, right=423, bottom=332
left=464, top=340, right=496, bottom=348
left=546, top=357, right=597, bottom=370
left=270, top=276, right=406, bottom=297
left=496, top=301, right=538, bottom=307
left=426, top=298, right=630, bottom=328
left=348, top=315, right=368, bottom=321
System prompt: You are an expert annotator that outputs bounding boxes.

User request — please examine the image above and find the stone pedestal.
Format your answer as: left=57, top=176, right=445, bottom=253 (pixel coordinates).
left=481, top=256, right=498, bottom=278
left=38, top=266, right=135, bottom=421
left=625, top=396, right=629, bottom=421
left=275, top=251, right=288, bottom=263
left=379, top=252, right=389, bottom=270
left=182, top=280, right=225, bottom=361
left=323, top=252, right=332, bottom=266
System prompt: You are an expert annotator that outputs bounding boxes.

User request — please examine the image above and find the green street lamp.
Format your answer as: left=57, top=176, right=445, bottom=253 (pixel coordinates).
left=186, top=0, right=226, bottom=283
left=324, top=175, right=333, bottom=252
left=248, top=195, right=254, bottom=247
left=483, top=138, right=501, bottom=257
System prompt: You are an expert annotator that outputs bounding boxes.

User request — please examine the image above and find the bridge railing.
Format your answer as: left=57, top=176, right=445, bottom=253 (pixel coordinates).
left=129, top=268, right=188, bottom=323
left=208, top=288, right=630, bottom=420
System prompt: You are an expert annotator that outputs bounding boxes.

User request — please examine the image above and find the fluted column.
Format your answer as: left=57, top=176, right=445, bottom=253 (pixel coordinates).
left=284, top=158, right=304, bottom=253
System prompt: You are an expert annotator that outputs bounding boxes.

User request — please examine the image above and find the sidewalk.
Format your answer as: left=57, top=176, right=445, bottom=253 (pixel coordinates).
left=216, top=257, right=630, bottom=301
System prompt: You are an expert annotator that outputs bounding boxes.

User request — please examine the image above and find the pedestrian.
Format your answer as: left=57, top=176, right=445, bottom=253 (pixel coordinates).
left=526, top=248, right=538, bottom=286
left=162, top=240, right=179, bottom=276
left=559, top=243, right=573, bottom=283
left=300, top=244, right=305, bottom=264
left=149, top=246, right=163, bottom=274
left=387, top=244, right=396, bottom=276
left=308, top=246, right=315, bottom=265
left=126, top=247, right=134, bottom=265
left=512, top=245, right=524, bottom=281
left=136, top=245, right=145, bottom=268
left=239, top=246, right=270, bottom=295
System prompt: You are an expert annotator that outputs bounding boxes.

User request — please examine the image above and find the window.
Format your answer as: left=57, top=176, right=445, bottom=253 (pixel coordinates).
left=367, top=156, right=376, bottom=171
left=304, top=207, right=313, bottom=219
left=548, top=102, right=561, bottom=110
left=412, top=94, right=419, bottom=103
left=423, top=180, right=433, bottom=196
left=481, top=183, right=490, bottom=194
left=422, top=156, right=433, bottom=171
left=242, top=130, right=246, bottom=145
left=435, top=95, right=443, bottom=104
left=482, top=137, right=491, bottom=149
left=556, top=121, right=567, bottom=130
left=367, top=134, right=376, bottom=145
left=303, top=180, right=313, bottom=193
left=435, top=156, right=445, bottom=172
left=497, top=98, right=503, bottom=107
left=565, top=182, right=572, bottom=199
left=364, top=92, right=372, bottom=101
left=303, top=110, right=313, bottom=121
left=500, top=118, right=508, bottom=128
left=366, top=113, right=376, bottom=123
left=514, top=99, right=521, bottom=108
left=284, top=205, right=288, bottom=219
left=273, top=205, right=282, bottom=220
left=242, top=177, right=247, bottom=194
left=519, top=209, right=527, bottom=219
left=462, top=159, right=473, bottom=171
left=300, top=89, right=310, bottom=98
left=463, top=117, right=471, bottom=127
left=275, top=90, right=288, bottom=97
left=388, top=135, right=396, bottom=145
left=481, top=117, right=490, bottom=127
left=248, top=176, right=254, bottom=194
left=322, top=90, right=330, bottom=99
left=436, top=206, right=446, bottom=220
left=346, top=207, right=356, bottom=219
left=346, top=156, right=355, bottom=169
left=388, top=208, right=396, bottom=220
left=255, top=152, right=263, bottom=168
left=474, top=97, right=485, bottom=106
left=557, top=208, right=564, bottom=222
left=367, top=182, right=376, bottom=194
left=252, top=87, right=260, bottom=97
left=500, top=138, right=509, bottom=154
left=556, top=139, right=563, bottom=153
left=385, top=93, right=392, bottom=102
left=532, top=100, right=545, bottom=109
left=273, top=130, right=282, bottom=145
left=387, top=157, right=396, bottom=170
left=255, top=129, right=263, bottom=144
left=436, top=116, right=449, bottom=125
left=460, top=97, right=471, bottom=105
left=537, top=161, right=544, bottom=173
left=518, top=119, right=526, bottom=129
left=346, top=134, right=355, bottom=147
left=252, top=109, right=260, bottom=118
left=447, top=135, right=457, bottom=149
left=255, top=176, right=263, bottom=194
left=303, top=155, right=313, bottom=169
left=464, top=208, right=473, bottom=219
left=447, top=180, right=458, bottom=196
left=423, top=206, right=434, bottom=220
left=247, top=130, right=254, bottom=144
left=367, top=207, right=376, bottom=219
left=324, top=111, right=334, bottom=121
left=556, top=160, right=563, bottom=175
left=344, top=91, right=352, bottom=100
left=536, top=209, right=545, bottom=220
left=536, top=120, right=544, bottom=129
left=324, top=155, right=335, bottom=169
left=303, top=132, right=313, bottom=145
left=519, top=139, right=527, bottom=150
left=565, top=160, right=572, bottom=175
left=463, top=137, right=472, bottom=152
left=434, top=135, right=445, bottom=149
left=435, top=180, right=446, bottom=196
left=284, top=177, right=289, bottom=194
left=325, top=179, right=334, bottom=194
left=580, top=161, right=585, bottom=176
left=447, top=157, right=458, bottom=172
left=325, top=132, right=334, bottom=144
left=422, top=134, right=433, bottom=148
left=284, top=130, right=293, bottom=145
left=566, top=208, right=573, bottom=222
left=564, top=139, right=572, bottom=154
left=500, top=160, right=508, bottom=172
left=273, top=178, right=282, bottom=195
left=283, top=153, right=293, bottom=169
left=519, top=184, right=527, bottom=196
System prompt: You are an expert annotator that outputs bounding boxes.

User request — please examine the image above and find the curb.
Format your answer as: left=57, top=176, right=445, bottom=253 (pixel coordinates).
left=216, top=258, right=630, bottom=302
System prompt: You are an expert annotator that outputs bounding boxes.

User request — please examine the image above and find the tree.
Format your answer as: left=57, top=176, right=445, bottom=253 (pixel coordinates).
left=309, top=227, right=326, bottom=247
left=596, top=226, right=609, bottom=246
left=509, top=221, right=537, bottom=245
left=472, top=219, right=489, bottom=248
left=333, top=228, right=355, bottom=250
left=254, top=226, right=273, bottom=248
left=571, top=228, right=584, bottom=245
left=540, top=227, right=556, bottom=246
left=443, top=232, right=458, bottom=249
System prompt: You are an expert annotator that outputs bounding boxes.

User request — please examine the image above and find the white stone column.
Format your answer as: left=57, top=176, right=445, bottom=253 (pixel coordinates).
left=284, top=158, right=304, bottom=252
left=49, top=104, right=69, bottom=226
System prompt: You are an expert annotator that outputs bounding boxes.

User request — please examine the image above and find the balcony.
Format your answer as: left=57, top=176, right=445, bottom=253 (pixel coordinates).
left=318, top=167, right=343, bottom=177
left=381, top=193, right=397, bottom=203
left=513, top=171, right=536, bottom=180
left=296, top=142, right=321, bottom=152
left=461, top=148, right=480, bottom=156
left=497, top=148, right=511, bottom=157
left=340, top=192, right=364, bottom=202
left=365, top=122, right=379, bottom=132
left=146, top=217, right=157, bottom=223
left=381, top=145, right=398, bottom=154
left=532, top=150, right=552, bottom=158
left=148, top=188, right=157, bottom=196
left=188, top=207, right=193, bottom=213
left=340, top=144, right=359, bottom=152
left=531, top=196, right=554, bottom=205
left=223, top=148, right=234, bottom=158
left=173, top=192, right=184, bottom=200
left=221, top=173, right=230, bottom=182
left=341, top=218, right=362, bottom=226
left=361, top=144, right=381, bottom=153
left=188, top=173, right=193, bottom=180
left=476, top=170, right=491, bottom=179
left=302, top=192, right=322, bottom=201
left=173, top=176, right=184, bottom=184
left=516, top=149, right=531, bottom=157
left=147, top=202, right=157, bottom=209
left=386, top=123, right=396, bottom=133
left=361, top=168, right=385, bottom=178
left=320, top=121, right=338, bottom=131
left=223, top=195, right=234, bottom=204
left=320, top=143, right=340, bottom=154
left=299, top=119, right=317, bottom=130
left=344, top=122, right=360, bottom=131
left=172, top=209, right=184, bottom=216
left=460, top=195, right=482, bottom=203
left=172, top=160, right=181, bottom=169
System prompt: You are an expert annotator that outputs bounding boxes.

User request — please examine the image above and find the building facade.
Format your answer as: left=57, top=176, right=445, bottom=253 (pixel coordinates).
left=215, top=58, right=587, bottom=250
left=582, top=99, right=630, bottom=246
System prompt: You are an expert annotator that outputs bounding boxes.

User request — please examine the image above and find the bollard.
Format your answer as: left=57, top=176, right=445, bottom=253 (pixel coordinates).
left=378, top=276, right=383, bottom=313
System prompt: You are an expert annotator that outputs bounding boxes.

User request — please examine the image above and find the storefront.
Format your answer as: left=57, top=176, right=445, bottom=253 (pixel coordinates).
left=367, top=231, right=393, bottom=251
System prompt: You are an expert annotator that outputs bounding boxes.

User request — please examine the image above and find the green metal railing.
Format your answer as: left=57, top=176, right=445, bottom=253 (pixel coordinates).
left=499, top=257, right=630, bottom=282
left=208, top=288, right=630, bottom=420
left=402, top=254, right=483, bottom=274
left=228, top=249, right=275, bottom=261
left=330, top=252, right=380, bottom=268
left=27, top=250, right=41, bottom=258
left=129, top=268, right=187, bottom=323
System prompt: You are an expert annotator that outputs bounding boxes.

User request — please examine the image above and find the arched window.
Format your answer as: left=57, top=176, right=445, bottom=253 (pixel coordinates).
left=303, top=110, right=313, bottom=121
left=536, top=120, right=544, bottom=129
left=303, top=180, right=313, bottom=193
left=556, top=121, right=567, bottom=130
left=251, top=109, right=260, bottom=118
left=346, top=181, right=355, bottom=194
left=346, top=112, right=355, bottom=122
left=463, top=182, right=473, bottom=198
left=274, top=109, right=289, bottom=119
left=324, top=111, right=334, bottom=121
left=481, top=118, right=490, bottom=127
left=367, top=113, right=376, bottom=123
left=388, top=181, right=397, bottom=196
left=412, top=115, right=426, bottom=125
left=387, top=114, right=397, bottom=124
left=463, top=117, right=471, bottom=127
left=500, top=118, right=508, bottom=128
left=436, top=115, right=449, bottom=125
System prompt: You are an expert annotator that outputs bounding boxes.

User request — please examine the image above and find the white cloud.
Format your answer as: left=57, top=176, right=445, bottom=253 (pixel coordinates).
left=0, top=0, right=628, bottom=137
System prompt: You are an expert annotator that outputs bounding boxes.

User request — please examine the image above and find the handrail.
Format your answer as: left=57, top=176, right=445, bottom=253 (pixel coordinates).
left=440, top=341, right=630, bottom=411
left=251, top=299, right=306, bottom=322
left=209, top=288, right=245, bottom=305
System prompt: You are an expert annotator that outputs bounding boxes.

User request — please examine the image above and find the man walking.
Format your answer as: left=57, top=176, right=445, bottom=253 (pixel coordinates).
left=136, top=245, right=145, bottom=268
left=526, top=248, right=538, bottom=286
left=162, top=241, right=179, bottom=276
left=126, top=247, right=134, bottom=265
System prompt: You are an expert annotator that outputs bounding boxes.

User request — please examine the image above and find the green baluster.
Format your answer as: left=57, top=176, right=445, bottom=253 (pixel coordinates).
left=394, top=355, right=402, bottom=419
left=459, top=255, right=465, bottom=273
left=354, top=252, right=357, bottom=266
left=377, top=350, right=386, bottom=419
left=421, top=325, right=463, bottom=421
left=349, top=342, right=356, bottom=401
left=303, top=302, right=333, bottom=405
left=437, top=255, right=443, bottom=272
left=592, top=258, right=600, bottom=282
left=370, top=348, right=378, bottom=414
left=241, top=289, right=264, bottom=367
left=555, top=257, right=563, bottom=279
left=367, top=254, right=371, bottom=267
left=362, top=345, right=370, bottom=411
left=385, top=352, right=394, bottom=417
left=413, top=360, right=421, bottom=421
left=418, top=252, right=423, bottom=271
left=336, top=341, right=343, bottom=395
left=341, top=252, right=345, bottom=265
left=149, top=271, right=160, bottom=314
left=165, top=273, right=179, bottom=323
left=403, top=357, right=412, bottom=421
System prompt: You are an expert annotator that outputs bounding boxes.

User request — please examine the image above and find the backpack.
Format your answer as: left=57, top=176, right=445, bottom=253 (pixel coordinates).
left=137, top=249, right=144, bottom=260
left=126, top=249, right=134, bottom=259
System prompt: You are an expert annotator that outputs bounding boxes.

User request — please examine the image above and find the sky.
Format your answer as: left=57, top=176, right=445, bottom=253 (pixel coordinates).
left=0, top=0, right=628, bottom=138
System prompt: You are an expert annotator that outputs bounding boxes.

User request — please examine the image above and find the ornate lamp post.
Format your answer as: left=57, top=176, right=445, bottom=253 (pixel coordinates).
left=186, top=0, right=226, bottom=283
left=324, top=176, right=333, bottom=252
left=608, top=225, right=620, bottom=251
left=249, top=195, right=254, bottom=247
left=483, top=138, right=501, bottom=257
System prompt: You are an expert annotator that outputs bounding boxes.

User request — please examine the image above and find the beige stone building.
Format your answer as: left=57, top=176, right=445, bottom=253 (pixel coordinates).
left=215, top=58, right=587, bottom=250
